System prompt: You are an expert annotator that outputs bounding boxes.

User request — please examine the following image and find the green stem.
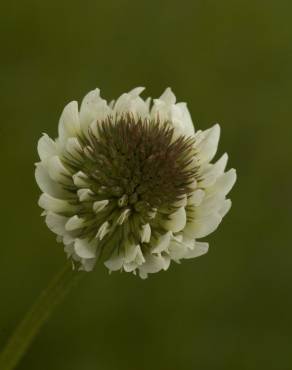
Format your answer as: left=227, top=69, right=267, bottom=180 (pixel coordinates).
left=0, top=260, right=83, bottom=370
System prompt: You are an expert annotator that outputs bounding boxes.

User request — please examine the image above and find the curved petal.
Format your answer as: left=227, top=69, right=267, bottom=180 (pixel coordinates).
left=195, top=194, right=226, bottom=218
left=38, top=193, right=77, bottom=213
left=168, top=238, right=190, bottom=260
left=96, top=221, right=110, bottom=240
left=198, top=153, right=228, bottom=187
left=159, top=87, right=176, bottom=104
left=65, top=137, right=83, bottom=160
left=45, top=211, right=68, bottom=236
left=76, top=188, right=93, bottom=202
left=151, top=88, right=195, bottom=137
left=208, top=168, right=237, bottom=197
left=104, top=250, right=124, bottom=271
left=65, top=215, right=85, bottom=231
left=195, top=124, right=220, bottom=164
left=113, top=87, right=149, bottom=118
left=74, top=238, right=97, bottom=259
left=45, top=156, right=72, bottom=185
left=141, top=223, right=151, bottom=243
left=72, top=171, right=89, bottom=187
left=35, top=163, right=68, bottom=198
left=218, top=199, right=232, bottom=217
left=184, top=241, right=209, bottom=259
left=188, top=189, right=205, bottom=206
left=58, top=101, right=80, bottom=142
left=151, top=88, right=176, bottom=123
left=152, top=231, right=172, bottom=253
left=123, top=247, right=145, bottom=272
left=171, top=103, right=195, bottom=137
left=176, top=102, right=195, bottom=134
left=93, top=200, right=109, bottom=213
left=124, top=243, right=140, bottom=264
left=79, top=89, right=111, bottom=137
left=37, top=134, right=56, bottom=161
left=134, top=246, right=145, bottom=265
left=184, top=213, right=222, bottom=239
left=164, top=207, right=186, bottom=233
left=139, top=253, right=170, bottom=275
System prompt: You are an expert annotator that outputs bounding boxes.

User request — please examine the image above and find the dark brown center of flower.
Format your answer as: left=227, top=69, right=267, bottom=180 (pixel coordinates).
left=62, top=114, right=198, bottom=252
left=87, top=115, right=196, bottom=208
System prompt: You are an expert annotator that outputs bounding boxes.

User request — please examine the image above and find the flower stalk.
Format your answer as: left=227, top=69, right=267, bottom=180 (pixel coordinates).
left=0, top=261, right=83, bottom=370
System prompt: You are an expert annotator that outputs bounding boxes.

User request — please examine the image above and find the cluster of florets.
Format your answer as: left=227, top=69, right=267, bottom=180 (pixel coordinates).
left=35, top=87, right=236, bottom=278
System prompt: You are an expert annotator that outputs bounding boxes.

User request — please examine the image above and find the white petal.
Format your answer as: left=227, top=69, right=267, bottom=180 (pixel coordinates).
left=139, top=253, right=170, bottom=274
left=195, top=194, right=226, bottom=218
left=175, top=102, right=195, bottom=135
left=145, top=97, right=151, bottom=111
left=124, top=243, right=140, bottom=263
left=93, top=200, right=109, bottom=213
left=208, top=169, right=237, bottom=197
left=171, top=103, right=195, bottom=137
left=184, top=241, right=209, bottom=259
left=129, top=87, right=146, bottom=96
left=65, top=215, right=85, bottom=231
left=117, top=208, right=131, bottom=225
left=196, top=124, right=220, bottom=164
left=45, top=212, right=68, bottom=236
left=218, top=199, right=232, bottom=217
left=159, top=87, right=176, bottom=105
left=199, top=153, right=228, bottom=187
left=123, top=246, right=145, bottom=272
left=141, top=223, right=151, bottom=243
left=152, top=231, right=172, bottom=253
left=96, top=221, right=110, bottom=240
left=72, top=171, right=89, bottom=187
left=104, top=251, right=124, bottom=271
left=168, top=238, right=190, bottom=260
left=151, top=88, right=176, bottom=123
left=74, top=238, right=97, bottom=259
left=113, top=87, right=148, bottom=118
left=164, top=207, right=186, bottom=233
left=37, top=134, right=56, bottom=161
left=184, top=213, right=222, bottom=239
left=45, top=156, right=71, bottom=184
left=38, top=193, right=76, bottom=213
left=35, top=163, right=68, bottom=198
left=58, top=101, right=80, bottom=141
left=188, top=189, right=205, bottom=206
left=123, top=263, right=138, bottom=273
left=66, top=137, right=83, bottom=160
left=135, top=246, right=145, bottom=265
left=151, top=89, right=195, bottom=137
left=79, top=89, right=110, bottom=137
left=77, top=188, right=94, bottom=202
left=89, top=120, right=100, bottom=139
left=151, top=99, right=169, bottom=122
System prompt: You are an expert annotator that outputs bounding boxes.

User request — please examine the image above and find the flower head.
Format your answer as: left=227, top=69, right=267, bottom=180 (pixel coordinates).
left=35, top=87, right=236, bottom=278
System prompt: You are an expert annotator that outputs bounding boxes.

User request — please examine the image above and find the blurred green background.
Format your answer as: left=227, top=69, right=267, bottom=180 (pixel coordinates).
left=1, top=1, right=291, bottom=369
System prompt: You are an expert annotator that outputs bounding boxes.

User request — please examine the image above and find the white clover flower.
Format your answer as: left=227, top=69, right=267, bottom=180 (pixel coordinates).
left=35, top=87, right=236, bottom=278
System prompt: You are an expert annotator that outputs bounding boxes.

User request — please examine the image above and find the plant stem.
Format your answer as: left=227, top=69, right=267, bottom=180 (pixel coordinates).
left=0, top=260, right=83, bottom=370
